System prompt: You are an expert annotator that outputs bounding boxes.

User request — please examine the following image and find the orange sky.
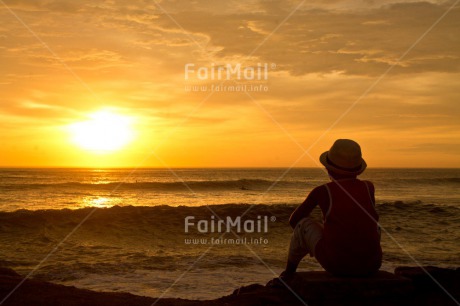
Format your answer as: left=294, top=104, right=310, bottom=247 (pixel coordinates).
left=0, top=0, right=459, bottom=168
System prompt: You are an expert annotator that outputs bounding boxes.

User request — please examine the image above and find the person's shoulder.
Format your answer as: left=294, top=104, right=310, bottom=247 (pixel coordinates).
left=310, top=184, right=329, bottom=197
left=361, top=179, right=374, bottom=186
left=361, top=180, right=375, bottom=191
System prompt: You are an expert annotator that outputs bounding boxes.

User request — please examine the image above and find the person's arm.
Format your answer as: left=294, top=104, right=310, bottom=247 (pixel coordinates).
left=365, top=180, right=380, bottom=240
left=288, top=186, right=323, bottom=229
left=368, top=181, right=376, bottom=205
left=364, top=180, right=376, bottom=206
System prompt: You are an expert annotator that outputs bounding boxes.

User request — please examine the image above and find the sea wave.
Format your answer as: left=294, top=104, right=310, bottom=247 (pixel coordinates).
left=1, top=179, right=308, bottom=191
left=377, top=200, right=460, bottom=214
left=1, top=201, right=458, bottom=234
left=1, top=201, right=459, bottom=300
left=0, top=204, right=292, bottom=246
left=392, top=177, right=460, bottom=184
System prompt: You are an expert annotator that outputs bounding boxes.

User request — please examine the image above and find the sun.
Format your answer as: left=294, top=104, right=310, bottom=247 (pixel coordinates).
left=69, top=110, right=134, bottom=152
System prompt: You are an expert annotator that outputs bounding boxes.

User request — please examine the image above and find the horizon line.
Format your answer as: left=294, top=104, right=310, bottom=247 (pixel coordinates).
left=0, top=166, right=459, bottom=170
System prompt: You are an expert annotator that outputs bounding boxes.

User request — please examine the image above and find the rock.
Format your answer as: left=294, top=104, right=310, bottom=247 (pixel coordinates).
left=395, top=266, right=460, bottom=295
left=0, top=270, right=203, bottom=306
left=280, top=270, right=413, bottom=301
left=0, top=267, right=459, bottom=306
left=232, top=283, right=265, bottom=296
left=0, top=268, right=20, bottom=278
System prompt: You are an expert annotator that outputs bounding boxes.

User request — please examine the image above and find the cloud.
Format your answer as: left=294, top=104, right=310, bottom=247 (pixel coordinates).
left=4, top=1, right=458, bottom=77
left=122, top=1, right=458, bottom=77
left=0, top=0, right=459, bottom=166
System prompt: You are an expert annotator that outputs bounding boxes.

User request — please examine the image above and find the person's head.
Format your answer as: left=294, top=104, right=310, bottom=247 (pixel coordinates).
left=319, top=139, right=366, bottom=180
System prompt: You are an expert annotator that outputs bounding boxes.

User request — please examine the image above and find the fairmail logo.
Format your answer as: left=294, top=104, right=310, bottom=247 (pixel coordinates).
left=184, top=63, right=271, bottom=81
left=184, top=215, right=275, bottom=233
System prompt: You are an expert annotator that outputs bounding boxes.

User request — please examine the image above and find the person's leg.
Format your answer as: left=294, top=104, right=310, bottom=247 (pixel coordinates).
left=284, top=259, right=299, bottom=275
left=283, top=217, right=323, bottom=276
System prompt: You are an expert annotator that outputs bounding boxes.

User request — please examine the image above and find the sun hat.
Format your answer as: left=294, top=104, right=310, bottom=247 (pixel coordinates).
left=319, top=139, right=367, bottom=175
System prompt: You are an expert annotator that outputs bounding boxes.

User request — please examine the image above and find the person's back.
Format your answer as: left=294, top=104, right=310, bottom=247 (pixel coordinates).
left=277, top=139, right=382, bottom=283
left=315, top=179, right=382, bottom=276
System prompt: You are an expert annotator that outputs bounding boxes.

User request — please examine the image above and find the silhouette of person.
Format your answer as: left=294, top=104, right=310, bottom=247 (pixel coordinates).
left=281, top=139, right=382, bottom=281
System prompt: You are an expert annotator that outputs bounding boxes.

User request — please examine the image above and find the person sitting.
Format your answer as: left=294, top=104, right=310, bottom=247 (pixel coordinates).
left=282, top=139, right=382, bottom=280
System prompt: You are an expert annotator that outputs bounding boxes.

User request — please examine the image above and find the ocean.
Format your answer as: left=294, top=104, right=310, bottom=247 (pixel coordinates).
left=0, top=168, right=459, bottom=300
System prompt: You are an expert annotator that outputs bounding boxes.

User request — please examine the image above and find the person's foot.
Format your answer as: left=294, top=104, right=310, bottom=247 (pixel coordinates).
left=279, top=270, right=295, bottom=280
left=266, top=271, right=295, bottom=288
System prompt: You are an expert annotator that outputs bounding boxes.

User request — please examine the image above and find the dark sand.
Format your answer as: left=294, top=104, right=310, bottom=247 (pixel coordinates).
left=0, top=266, right=459, bottom=305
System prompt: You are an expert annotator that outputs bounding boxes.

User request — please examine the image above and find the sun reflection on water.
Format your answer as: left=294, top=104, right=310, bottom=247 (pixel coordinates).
left=83, top=197, right=113, bottom=208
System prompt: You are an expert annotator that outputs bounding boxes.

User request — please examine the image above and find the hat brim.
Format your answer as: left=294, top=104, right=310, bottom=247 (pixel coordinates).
left=319, top=151, right=367, bottom=175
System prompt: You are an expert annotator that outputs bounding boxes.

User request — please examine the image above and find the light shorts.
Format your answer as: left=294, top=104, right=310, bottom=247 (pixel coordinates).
left=288, top=217, right=323, bottom=263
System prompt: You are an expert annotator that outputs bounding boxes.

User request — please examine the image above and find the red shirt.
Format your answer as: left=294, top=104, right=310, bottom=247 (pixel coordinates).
left=290, top=179, right=382, bottom=276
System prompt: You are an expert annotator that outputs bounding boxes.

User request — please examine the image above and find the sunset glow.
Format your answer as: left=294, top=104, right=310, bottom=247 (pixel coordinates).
left=0, top=1, right=458, bottom=167
left=69, top=111, right=134, bottom=153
